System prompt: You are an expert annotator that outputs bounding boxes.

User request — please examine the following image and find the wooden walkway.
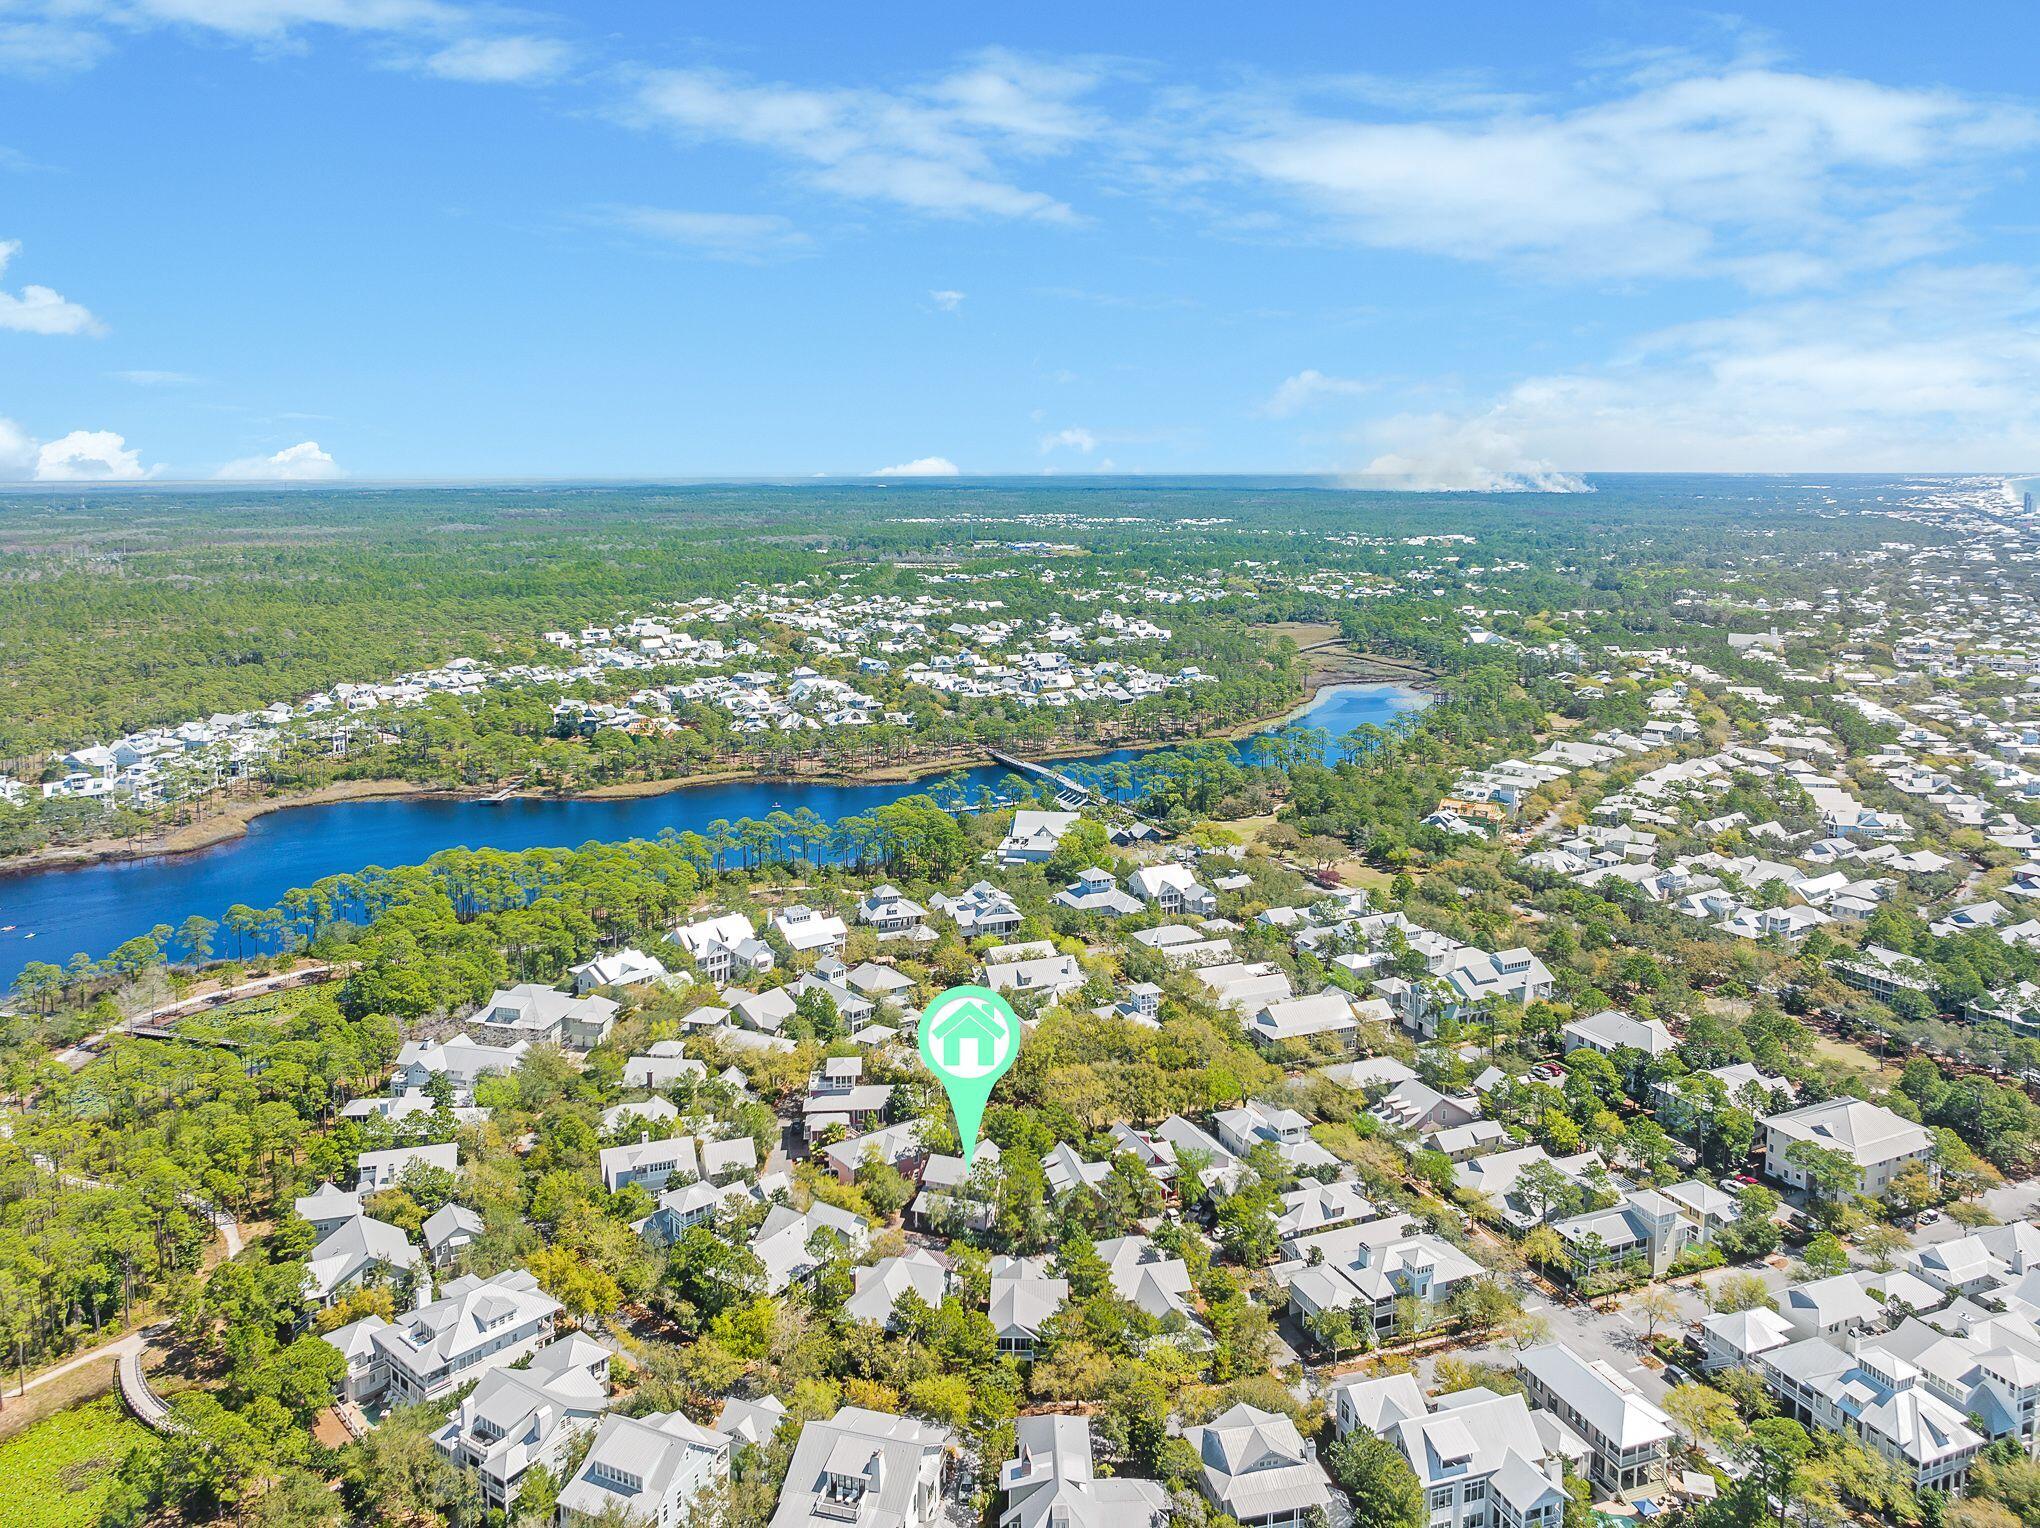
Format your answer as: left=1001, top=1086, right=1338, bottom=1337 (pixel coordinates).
left=114, top=1349, right=184, bottom=1436
left=988, top=750, right=1092, bottom=809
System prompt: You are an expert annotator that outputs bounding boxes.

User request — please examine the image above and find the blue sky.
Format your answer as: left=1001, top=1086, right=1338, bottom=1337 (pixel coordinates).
left=4, top=2, right=2038, bottom=483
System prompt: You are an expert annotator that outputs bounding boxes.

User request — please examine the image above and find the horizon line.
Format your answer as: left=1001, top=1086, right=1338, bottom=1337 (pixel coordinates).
left=0, top=468, right=2031, bottom=492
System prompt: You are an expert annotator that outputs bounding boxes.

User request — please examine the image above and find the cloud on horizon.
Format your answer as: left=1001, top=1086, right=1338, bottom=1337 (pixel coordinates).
left=33, top=428, right=153, bottom=480
left=217, top=440, right=342, bottom=480
left=1346, top=263, right=2040, bottom=475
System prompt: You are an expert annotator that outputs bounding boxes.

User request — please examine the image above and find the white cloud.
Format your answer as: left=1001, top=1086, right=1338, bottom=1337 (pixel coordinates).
left=217, top=440, right=342, bottom=480
left=870, top=456, right=960, bottom=477
left=929, top=289, right=966, bottom=311
left=628, top=49, right=1101, bottom=221
left=421, top=34, right=569, bottom=84
left=1347, top=266, right=2040, bottom=474
left=0, top=239, right=101, bottom=334
left=1038, top=426, right=1097, bottom=453
left=121, top=0, right=464, bottom=42
left=3, top=0, right=560, bottom=82
left=600, top=206, right=810, bottom=261
left=110, top=369, right=199, bottom=386
left=0, top=19, right=110, bottom=73
left=0, top=415, right=34, bottom=477
left=1259, top=369, right=1372, bottom=417
left=1218, top=67, right=2038, bottom=284
left=34, top=429, right=152, bottom=480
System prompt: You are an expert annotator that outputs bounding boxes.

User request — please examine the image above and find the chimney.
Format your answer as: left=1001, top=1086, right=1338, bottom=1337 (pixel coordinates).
left=415, top=1272, right=433, bottom=1312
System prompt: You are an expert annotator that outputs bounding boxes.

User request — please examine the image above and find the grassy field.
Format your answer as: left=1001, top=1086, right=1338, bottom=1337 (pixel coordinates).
left=0, top=1396, right=151, bottom=1528
left=1223, top=810, right=1395, bottom=893
left=1809, top=1030, right=1902, bottom=1086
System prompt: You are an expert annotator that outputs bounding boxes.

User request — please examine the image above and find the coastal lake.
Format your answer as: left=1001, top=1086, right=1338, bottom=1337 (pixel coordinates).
left=0, top=682, right=1426, bottom=984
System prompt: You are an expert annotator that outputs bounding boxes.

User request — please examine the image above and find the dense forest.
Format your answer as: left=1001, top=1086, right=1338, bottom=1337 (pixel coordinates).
left=0, top=477, right=1932, bottom=760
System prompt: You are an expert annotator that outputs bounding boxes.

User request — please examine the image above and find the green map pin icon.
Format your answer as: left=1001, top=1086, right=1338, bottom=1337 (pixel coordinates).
left=918, top=984, right=1022, bottom=1169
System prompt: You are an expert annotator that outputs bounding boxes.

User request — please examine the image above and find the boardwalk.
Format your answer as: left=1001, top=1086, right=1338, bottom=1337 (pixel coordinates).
left=115, top=1345, right=184, bottom=1436
left=142, top=962, right=335, bottom=1023
left=988, top=750, right=1092, bottom=810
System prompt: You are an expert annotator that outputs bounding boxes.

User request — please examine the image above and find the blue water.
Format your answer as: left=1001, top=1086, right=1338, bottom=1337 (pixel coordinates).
left=0, top=682, right=1425, bottom=982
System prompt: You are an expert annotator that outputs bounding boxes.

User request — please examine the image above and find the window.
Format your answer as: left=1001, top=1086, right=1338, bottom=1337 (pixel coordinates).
left=1430, top=1488, right=1454, bottom=1509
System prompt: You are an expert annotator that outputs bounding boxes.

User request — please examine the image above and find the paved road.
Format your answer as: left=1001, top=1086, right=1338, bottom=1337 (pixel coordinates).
left=12, top=1328, right=148, bottom=1399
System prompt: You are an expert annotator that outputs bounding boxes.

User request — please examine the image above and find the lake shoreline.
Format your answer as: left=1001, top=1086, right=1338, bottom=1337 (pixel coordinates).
left=0, top=669, right=1433, bottom=880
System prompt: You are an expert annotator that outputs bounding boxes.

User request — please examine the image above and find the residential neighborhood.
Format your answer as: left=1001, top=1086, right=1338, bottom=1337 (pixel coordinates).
left=5, top=474, right=2040, bottom=1528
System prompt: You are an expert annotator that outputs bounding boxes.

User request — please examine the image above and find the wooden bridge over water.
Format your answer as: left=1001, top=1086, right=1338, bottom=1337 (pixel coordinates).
left=987, top=751, right=1093, bottom=810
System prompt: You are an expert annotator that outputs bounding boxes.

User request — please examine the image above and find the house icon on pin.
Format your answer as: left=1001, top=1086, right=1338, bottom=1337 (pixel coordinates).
left=930, top=1004, right=1007, bottom=1074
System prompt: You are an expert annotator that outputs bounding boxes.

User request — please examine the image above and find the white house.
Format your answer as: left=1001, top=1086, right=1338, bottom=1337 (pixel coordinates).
left=1000, top=1415, right=1169, bottom=1528
left=672, top=913, right=775, bottom=983
left=767, top=1407, right=952, bottom=1528
left=432, top=1334, right=611, bottom=1510
left=1758, top=1338, right=1983, bottom=1491
left=357, top=1141, right=459, bottom=1194
left=858, top=886, right=929, bottom=936
left=1282, top=1216, right=1487, bottom=1335
left=350, top=1269, right=561, bottom=1408
left=1515, top=1344, right=1672, bottom=1495
left=1181, top=1403, right=1331, bottom=1528
left=1560, top=1009, right=1676, bottom=1060
left=392, top=1035, right=527, bottom=1098
left=305, top=1214, right=417, bottom=1304
left=472, top=984, right=619, bottom=1049
left=1126, top=863, right=1217, bottom=916
left=844, top=1248, right=949, bottom=1329
left=931, top=882, right=1025, bottom=940
left=1248, top=991, right=1359, bottom=1046
left=558, top=1410, right=733, bottom=1527
left=988, top=1256, right=1069, bottom=1358
left=1762, top=1097, right=1938, bottom=1198
left=1383, top=1389, right=1582, bottom=1528
left=773, top=904, right=850, bottom=954
left=568, top=948, right=668, bottom=995
left=999, top=810, right=1080, bottom=864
